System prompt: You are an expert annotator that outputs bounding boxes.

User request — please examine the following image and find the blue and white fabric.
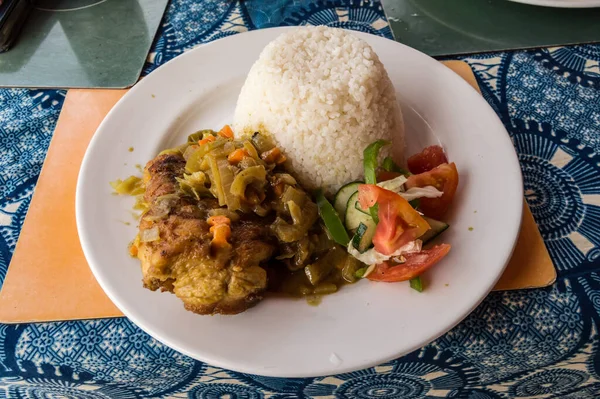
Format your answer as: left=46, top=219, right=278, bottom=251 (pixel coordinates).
left=1, top=1, right=599, bottom=397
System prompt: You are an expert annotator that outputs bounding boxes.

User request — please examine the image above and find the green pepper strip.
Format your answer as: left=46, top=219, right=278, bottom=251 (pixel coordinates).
left=363, top=140, right=390, bottom=223
left=410, top=276, right=423, bottom=292
left=364, top=140, right=390, bottom=184
left=382, top=156, right=411, bottom=176
left=187, top=129, right=216, bottom=143
left=355, top=267, right=367, bottom=279
left=315, top=189, right=350, bottom=246
left=370, top=204, right=379, bottom=224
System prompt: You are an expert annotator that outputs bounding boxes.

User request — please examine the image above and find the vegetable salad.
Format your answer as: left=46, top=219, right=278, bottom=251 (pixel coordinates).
left=316, top=141, right=459, bottom=291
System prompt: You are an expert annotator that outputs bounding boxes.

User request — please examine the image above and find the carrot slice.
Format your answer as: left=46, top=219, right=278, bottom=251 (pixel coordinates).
left=261, top=147, right=282, bottom=164
left=227, top=148, right=249, bottom=164
left=198, top=135, right=216, bottom=145
left=218, top=125, right=234, bottom=138
left=208, top=215, right=231, bottom=226
left=208, top=215, right=232, bottom=248
left=209, top=224, right=231, bottom=246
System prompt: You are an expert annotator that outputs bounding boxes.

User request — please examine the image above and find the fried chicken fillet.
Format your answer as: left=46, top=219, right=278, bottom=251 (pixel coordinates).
left=136, top=154, right=275, bottom=314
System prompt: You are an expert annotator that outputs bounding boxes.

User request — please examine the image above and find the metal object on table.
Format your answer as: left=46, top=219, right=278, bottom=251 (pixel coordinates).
left=0, top=0, right=169, bottom=88
left=0, top=0, right=32, bottom=53
left=381, top=0, right=600, bottom=56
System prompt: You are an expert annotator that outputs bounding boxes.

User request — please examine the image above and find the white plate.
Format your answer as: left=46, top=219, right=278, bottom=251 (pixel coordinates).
left=509, top=0, right=600, bottom=7
left=76, top=27, right=523, bottom=378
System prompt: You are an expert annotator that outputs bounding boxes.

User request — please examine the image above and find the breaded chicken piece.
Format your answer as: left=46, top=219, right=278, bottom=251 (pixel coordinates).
left=136, top=154, right=275, bottom=314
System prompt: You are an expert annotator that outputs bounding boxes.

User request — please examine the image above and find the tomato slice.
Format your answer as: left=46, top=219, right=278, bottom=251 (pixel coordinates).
left=405, top=163, right=458, bottom=219
left=358, top=185, right=430, bottom=255
left=367, top=244, right=451, bottom=282
left=377, top=171, right=402, bottom=182
left=407, top=145, right=448, bottom=174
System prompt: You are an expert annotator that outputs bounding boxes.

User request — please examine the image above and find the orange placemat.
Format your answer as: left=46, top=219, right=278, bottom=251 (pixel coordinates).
left=0, top=61, right=556, bottom=323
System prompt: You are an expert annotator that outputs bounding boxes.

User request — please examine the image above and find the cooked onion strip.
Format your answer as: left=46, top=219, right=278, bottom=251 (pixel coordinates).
left=140, top=226, right=160, bottom=242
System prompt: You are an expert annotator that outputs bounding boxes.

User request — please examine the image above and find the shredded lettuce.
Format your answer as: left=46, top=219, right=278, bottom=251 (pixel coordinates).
left=399, top=186, right=443, bottom=201
left=377, top=177, right=442, bottom=203
left=377, top=175, right=408, bottom=193
left=347, top=239, right=423, bottom=266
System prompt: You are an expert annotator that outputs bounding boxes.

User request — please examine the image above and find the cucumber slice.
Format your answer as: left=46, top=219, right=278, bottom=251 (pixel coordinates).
left=420, top=216, right=449, bottom=244
left=345, top=191, right=374, bottom=231
left=334, top=181, right=361, bottom=216
left=354, top=199, right=369, bottom=215
left=351, top=221, right=377, bottom=253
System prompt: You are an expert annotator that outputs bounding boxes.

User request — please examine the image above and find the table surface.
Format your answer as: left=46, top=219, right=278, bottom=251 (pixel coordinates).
left=382, top=0, right=600, bottom=56
left=1, top=1, right=599, bottom=398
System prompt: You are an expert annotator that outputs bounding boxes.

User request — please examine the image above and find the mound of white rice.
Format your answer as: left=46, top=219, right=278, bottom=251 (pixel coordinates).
left=233, top=26, right=404, bottom=194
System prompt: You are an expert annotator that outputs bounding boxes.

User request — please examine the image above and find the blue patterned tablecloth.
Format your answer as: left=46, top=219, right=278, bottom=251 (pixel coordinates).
left=1, top=1, right=600, bottom=398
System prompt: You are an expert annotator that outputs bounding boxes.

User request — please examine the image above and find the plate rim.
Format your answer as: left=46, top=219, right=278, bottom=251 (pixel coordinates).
left=76, top=26, right=524, bottom=377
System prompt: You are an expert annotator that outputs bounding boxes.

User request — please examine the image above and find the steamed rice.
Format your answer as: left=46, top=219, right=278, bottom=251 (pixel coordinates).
left=233, top=26, right=404, bottom=194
